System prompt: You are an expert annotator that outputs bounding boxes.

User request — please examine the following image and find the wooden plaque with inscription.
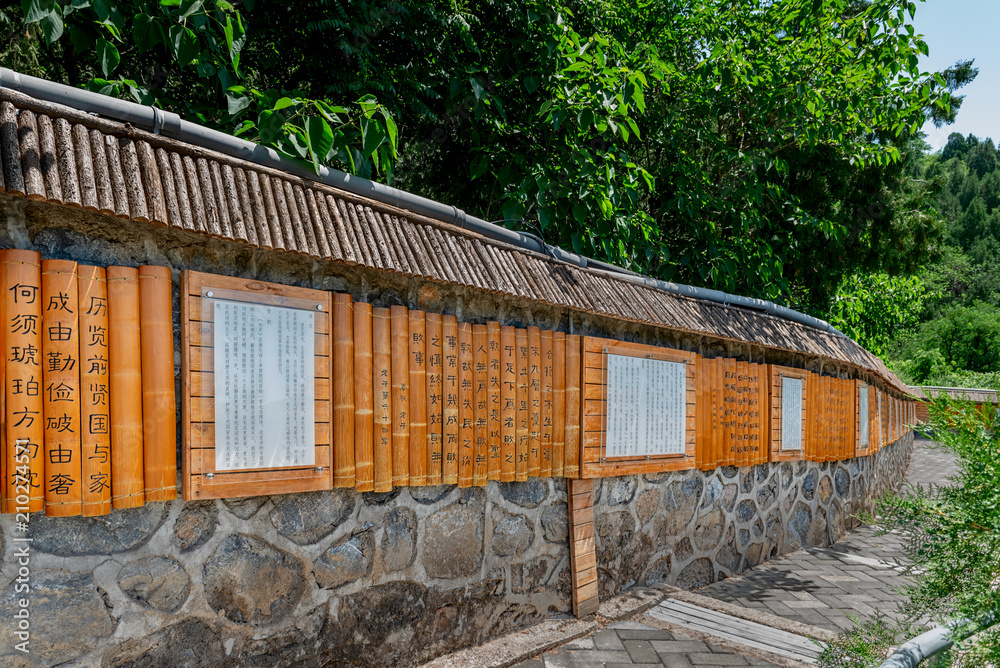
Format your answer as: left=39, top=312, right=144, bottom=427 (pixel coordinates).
left=181, top=271, right=332, bottom=500
left=768, top=365, right=808, bottom=462
left=580, top=337, right=696, bottom=478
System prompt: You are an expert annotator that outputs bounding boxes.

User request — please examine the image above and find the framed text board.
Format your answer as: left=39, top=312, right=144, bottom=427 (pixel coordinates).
left=581, top=337, right=696, bottom=478
left=181, top=271, right=333, bottom=500
left=855, top=381, right=870, bottom=457
left=769, top=365, right=808, bottom=462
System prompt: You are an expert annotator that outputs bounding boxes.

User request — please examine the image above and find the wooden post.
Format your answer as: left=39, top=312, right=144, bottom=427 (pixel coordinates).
left=425, top=312, right=443, bottom=485
left=408, top=310, right=427, bottom=487
left=107, top=266, right=144, bottom=509
left=540, top=329, right=553, bottom=477
left=332, top=293, right=355, bottom=488
left=78, top=265, right=112, bottom=516
left=390, top=305, right=409, bottom=486
left=41, top=259, right=82, bottom=516
left=568, top=478, right=598, bottom=617
left=515, top=328, right=529, bottom=481
left=442, top=315, right=459, bottom=484
left=487, top=321, right=501, bottom=480
left=472, top=324, right=488, bottom=486
left=563, top=334, right=581, bottom=479
left=457, top=322, right=473, bottom=487
left=353, top=302, right=374, bottom=492
left=372, top=307, right=393, bottom=492
left=527, top=326, right=541, bottom=477
left=138, top=265, right=177, bottom=502
left=552, top=331, right=566, bottom=478
left=3, top=250, right=45, bottom=512
left=500, top=325, right=516, bottom=481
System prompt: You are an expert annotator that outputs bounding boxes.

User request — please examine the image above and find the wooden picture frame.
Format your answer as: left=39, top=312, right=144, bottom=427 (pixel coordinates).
left=181, top=271, right=333, bottom=500
left=580, top=337, right=696, bottom=478
left=769, top=364, right=808, bottom=462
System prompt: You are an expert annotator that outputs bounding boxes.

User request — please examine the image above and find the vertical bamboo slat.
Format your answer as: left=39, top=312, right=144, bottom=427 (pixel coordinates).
left=78, top=265, right=111, bottom=516
left=540, top=329, right=553, bottom=477
left=515, top=328, right=529, bottom=481
left=552, top=331, right=566, bottom=478
left=499, top=326, right=516, bottom=481
left=736, top=361, right=746, bottom=469
left=4, top=250, right=45, bottom=512
left=353, top=302, right=374, bottom=492
left=724, top=358, right=736, bottom=467
left=408, top=311, right=427, bottom=486
left=372, top=307, right=393, bottom=492
left=527, top=326, right=541, bottom=477
left=138, top=265, right=177, bottom=502
left=563, top=334, right=581, bottom=479
left=487, top=322, right=501, bottom=480
left=106, top=266, right=144, bottom=509
left=390, top=305, right=409, bottom=486
left=42, top=259, right=82, bottom=516
left=332, top=293, right=355, bottom=487
left=457, top=322, right=473, bottom=487
left=442, top=315, right=459, bottom=484
left=425, top=313, right=443, bottom=485
left=713, top=359, right=724, bottom=468
left=472, top=324, right=488, bottom=486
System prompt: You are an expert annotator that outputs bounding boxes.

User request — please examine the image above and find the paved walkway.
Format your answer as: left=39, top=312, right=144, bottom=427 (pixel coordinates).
left=514, top=439, right=955, bottom=667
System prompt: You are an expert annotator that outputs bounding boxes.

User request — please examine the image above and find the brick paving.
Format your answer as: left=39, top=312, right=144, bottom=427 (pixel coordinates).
left=514, top=439, right=955, bottom=667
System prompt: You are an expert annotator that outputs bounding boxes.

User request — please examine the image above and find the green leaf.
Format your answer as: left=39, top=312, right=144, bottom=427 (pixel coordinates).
left=95, top=37, right=120, bottom=77
left=168, top=24, right=200, bottom=66
left=39, top=10, right=63, bottom=44
left=132, top=13, right=161, bottom=52
left=179, top=0, right=203, bottom=20
left=471, top=155, right=489, bottom=179
left=469, top=77, right=484, bottom=100
left=523, top=76, right=539, bottom=93
left=272, top=97, right=296, bottom=111
left=304, top=116, right=334, bottom=173
left=21, top=0, right=53, bottom=24
left=226, top=92, right=250, bottom=116
left=92, top=0, right=124, bottom=38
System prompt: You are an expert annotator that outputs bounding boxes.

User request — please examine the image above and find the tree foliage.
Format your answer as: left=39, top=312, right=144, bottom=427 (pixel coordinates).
left=1, top=0, right=974, bottom=312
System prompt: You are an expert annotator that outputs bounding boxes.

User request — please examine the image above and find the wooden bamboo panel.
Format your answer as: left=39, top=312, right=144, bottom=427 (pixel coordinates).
left=372, top=307, right=392, bottom=492
left=138, top=266, right=177, bottom=503
left=390, top=305, right=409, bottom=486
left=552, top=331, right=566, bottom=478
left=758, top=362, right=770, bottom=464
left=333, top=293, right=355, bottom=488
left=472, top=324, right=488, bottom=486
left=107, top=266, right=145, bottom=509
left=180, top=271, right=332, bottom=500
left=724, top=358, right=736, bottom=467
left=353, top=302, right=374, bottom=492
left=500, top=325, right=516, bottom=481
left=41, top=259, right=82, bottom=516
left=487, top=322, right=501, bottom=480
left=4, top=250, right=45, bottom=512
left=564, top=333, right=581, bottom=479
left=78, top=265, right=111, bottom=516
left=737, top=361, right=748, bottom=469
left=695, top=355, right=705, bottom=470
left=458, top=322, right=473, bottom=487
left=568, top=478, right=599, bottom=618
left=408, top=310, right=427, bottom=487
left=442, top=315, right=459, bottom=484
left=515, top=328, right=529, bottom=481
left=540, top=329, right=553, bottom=477
left=426, top=313, right=443, bottom=485
left=527, top=326, right=541, bottom=477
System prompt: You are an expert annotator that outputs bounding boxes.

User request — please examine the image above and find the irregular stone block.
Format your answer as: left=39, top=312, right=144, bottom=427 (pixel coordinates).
left=541, top=502, right=568, bottom=543
left=31, top=502, right=165, bottom=556
left=676, top=557, right=715, bottom=589
left=381, top=507, right=418, bottom=572
left=104, top=618, right=233, bottom=668
left=603, top=476, right=637, bottom=505
left=635, top=489, right=660, bottom=525
left=801, top=470, right=816, bottom=500
left=0, top=570, right=114, bottom=665
left=497, top=479, right=548, bottom=508
left=692, top=509, right=725, bottom=551
left=222, top=496, right=268, bottom=520
left=835, top=467, right=851, bottom=496
left=424, top=494, right=484, bottom=579
left=118, top=556, right=191, bottom=613
left=203, top=533, right=305, bottom=626
left=315, top=530, right=374, bottom=589
left=269, top=489, right=355, bottom=545
left=735, top=499, right=756, bottom=523
left=492, top=510, right=534, bottom=557
left=409, top=485, right=453, bottom=505
left=818, top=475, right=833, bottom=504
left=657, top=477, right=702, bottom=537
left=173, top=501, right=218, bottom=552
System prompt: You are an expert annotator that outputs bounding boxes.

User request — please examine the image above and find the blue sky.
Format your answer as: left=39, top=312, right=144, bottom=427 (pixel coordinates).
left=914, top=0, right=1000, bottom=150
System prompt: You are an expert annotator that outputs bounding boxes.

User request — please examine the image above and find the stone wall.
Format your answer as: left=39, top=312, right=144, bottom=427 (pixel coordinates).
left=0, top=194, right=916, bottom=666
left=594, top=434, right=914, bottom=598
